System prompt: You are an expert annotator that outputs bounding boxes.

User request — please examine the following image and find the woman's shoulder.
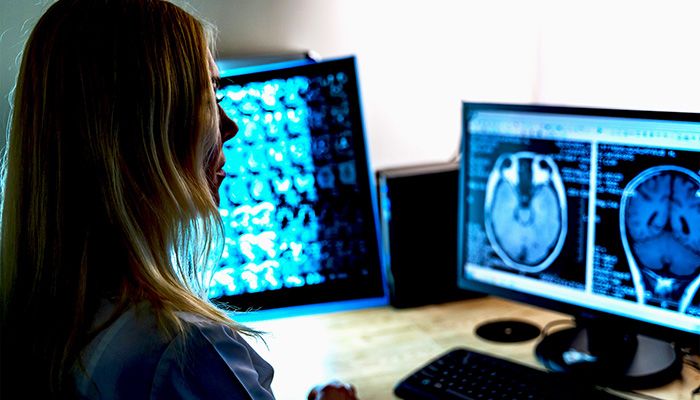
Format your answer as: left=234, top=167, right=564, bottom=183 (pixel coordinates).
left=75, top=302, right=275, bottom=399
left=157, top=310, right=275, bottom=398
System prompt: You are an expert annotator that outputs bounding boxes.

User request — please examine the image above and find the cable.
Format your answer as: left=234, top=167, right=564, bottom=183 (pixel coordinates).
left=684, top=354, right=700, bottom=372
left=680, top=348, right=700, bottom=398
left=603, top=387, right=666, bottom=400
left=539, top=318, right=575, bottom=337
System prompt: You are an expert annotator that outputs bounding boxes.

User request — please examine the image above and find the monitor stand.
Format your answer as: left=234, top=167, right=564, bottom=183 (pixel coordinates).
left=534, top=319, right=683, bottom=389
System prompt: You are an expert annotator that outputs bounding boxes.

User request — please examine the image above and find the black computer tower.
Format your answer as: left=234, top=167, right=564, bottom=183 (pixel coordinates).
left=377, top=162, right=481, bottom=308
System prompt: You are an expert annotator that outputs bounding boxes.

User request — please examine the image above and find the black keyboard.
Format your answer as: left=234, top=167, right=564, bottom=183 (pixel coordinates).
left=394, top=348, right=625, bottom=400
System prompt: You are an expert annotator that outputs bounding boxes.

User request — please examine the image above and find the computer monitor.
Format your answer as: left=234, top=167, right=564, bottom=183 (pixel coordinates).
left=458, top=102, right=700, bottom=387
left=207, top=56, right=385, bottom=312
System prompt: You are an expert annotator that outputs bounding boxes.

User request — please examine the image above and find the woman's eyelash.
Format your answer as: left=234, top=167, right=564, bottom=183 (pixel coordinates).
left=212, top=78, right=224, bottom=103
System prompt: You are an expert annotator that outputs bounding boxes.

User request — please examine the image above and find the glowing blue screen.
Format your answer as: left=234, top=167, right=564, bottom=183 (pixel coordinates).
left=208, top=58, right=381, bottom=307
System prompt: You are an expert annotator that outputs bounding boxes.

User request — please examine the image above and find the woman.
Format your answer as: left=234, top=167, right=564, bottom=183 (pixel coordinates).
left=0, top=0, right=357, bottom=398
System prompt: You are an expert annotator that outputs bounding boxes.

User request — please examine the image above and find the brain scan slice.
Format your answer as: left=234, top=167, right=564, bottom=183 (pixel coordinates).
left=621, top=166, right=700, bottom=312
left=484, top=152, right=568, bottom=273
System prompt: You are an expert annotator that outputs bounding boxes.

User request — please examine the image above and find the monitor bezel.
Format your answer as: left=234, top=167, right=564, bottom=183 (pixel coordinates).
left=457, top=101, right=700, bottom=345
left=212, top=56, right=386, bottom=311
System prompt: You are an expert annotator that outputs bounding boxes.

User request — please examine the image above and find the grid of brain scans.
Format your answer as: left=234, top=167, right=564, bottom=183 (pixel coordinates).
left=206, top=57, right=383, bottom=310
left=462, top=107, right=700, bottom=328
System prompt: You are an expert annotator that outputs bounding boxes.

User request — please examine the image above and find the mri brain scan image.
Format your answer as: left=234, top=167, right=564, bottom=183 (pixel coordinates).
left=484, top=152, right=568, bottom=273
left=620, top=166, right=700, bottom=313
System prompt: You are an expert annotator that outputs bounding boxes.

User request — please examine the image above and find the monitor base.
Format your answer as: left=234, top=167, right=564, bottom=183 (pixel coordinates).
left=535, top=326, right=682, bottom=389
left=474, top=319, right=541, bottom=343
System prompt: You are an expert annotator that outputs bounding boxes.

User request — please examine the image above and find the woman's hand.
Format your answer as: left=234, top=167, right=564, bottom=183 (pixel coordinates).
left=307, top=380, right=358, bottom=400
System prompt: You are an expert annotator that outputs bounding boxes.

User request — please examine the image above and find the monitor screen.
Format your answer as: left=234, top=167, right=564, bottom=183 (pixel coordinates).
left=458, top=103, right=700, bottom=337
left=208, top=56, right=384, bottom=311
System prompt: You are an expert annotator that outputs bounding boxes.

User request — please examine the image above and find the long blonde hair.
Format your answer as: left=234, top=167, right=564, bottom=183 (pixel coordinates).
left=0, top=0, right=251, bottom=396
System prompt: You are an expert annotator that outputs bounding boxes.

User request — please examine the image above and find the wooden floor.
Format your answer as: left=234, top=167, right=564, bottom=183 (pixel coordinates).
left=244, top=297, right=700, bottom=400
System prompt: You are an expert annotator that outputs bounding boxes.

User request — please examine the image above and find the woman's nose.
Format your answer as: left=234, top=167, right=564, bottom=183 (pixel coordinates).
left=219, top=104, right=238, bottom=143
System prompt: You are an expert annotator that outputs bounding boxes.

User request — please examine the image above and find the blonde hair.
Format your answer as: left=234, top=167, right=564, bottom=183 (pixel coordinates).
left=0, top=0, right=252, bottom=396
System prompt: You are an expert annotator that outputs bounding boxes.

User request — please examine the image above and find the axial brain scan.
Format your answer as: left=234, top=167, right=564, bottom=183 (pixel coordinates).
left=621, top=166, right=700, bottom=312
left=484, top=152, right=568, bottom=273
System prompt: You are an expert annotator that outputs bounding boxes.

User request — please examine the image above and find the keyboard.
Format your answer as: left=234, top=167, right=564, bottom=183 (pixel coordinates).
left=394, top=348, right=625, bottom=400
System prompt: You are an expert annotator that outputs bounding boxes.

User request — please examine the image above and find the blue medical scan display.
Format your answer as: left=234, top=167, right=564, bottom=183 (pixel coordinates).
left=459, top=103, right=700, bottom=336
left=208, top=57, right=384, bottom=310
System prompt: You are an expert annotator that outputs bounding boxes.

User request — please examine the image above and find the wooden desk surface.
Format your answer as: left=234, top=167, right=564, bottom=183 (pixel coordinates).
left=244, top=297, right=700, bottom=400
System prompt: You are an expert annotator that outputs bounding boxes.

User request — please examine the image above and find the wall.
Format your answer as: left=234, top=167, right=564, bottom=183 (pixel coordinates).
left=189, top=0, right=540, bottom=169
left=0, top=0, right=48, bottom=153
left=536, top=0, right=700, bottom=113
left=1, top=1, right=699, bottom=169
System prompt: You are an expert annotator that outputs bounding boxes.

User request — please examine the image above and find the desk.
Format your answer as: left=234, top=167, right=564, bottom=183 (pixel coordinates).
left=244, top=297, right=700, bottom=400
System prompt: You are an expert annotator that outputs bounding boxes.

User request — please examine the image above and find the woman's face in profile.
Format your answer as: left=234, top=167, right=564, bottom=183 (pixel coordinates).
left=206, top=52, right=238, bottom=204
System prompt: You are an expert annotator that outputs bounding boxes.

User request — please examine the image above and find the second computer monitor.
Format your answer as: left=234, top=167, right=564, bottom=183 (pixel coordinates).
left=458, top=103, right=700, bottom=339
